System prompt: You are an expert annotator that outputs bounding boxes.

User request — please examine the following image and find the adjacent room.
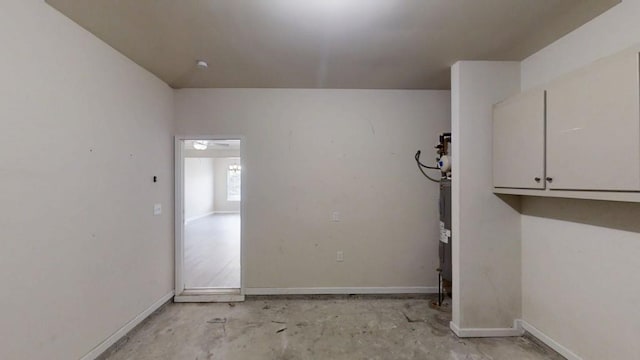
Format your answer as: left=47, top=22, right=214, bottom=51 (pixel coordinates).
left=182, top=140, right=242, bottom=290
left=1, top=1, right=638, bottom=359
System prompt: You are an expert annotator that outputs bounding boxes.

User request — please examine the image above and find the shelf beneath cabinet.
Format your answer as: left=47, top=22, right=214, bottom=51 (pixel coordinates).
left=493, top=187, right=640, bottom=203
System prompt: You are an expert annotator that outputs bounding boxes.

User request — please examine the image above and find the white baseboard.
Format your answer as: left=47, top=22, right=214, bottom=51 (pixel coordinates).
left=449, top=320, right=524, bottom=338
left=213, top=211, right=240, bottom=214
left=79, top=291, right=174, bottom=360
left=450, top=318, right=584, bottom=359
left=244, top=286, right=438, bottom=295
left=185, top=211, right=214, bottom=224
left=516, top=319, right=583, bottom=360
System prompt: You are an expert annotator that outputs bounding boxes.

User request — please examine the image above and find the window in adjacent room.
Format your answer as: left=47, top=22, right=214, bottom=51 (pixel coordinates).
left=227, top=164, right=241, bottom=201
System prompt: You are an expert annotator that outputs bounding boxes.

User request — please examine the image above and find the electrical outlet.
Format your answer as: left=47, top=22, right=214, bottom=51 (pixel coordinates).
left=332, top=211, right=340, bottom=222
left=336, top=251, right=344, bottom=262
left=153, top=203, right=162, bottom=216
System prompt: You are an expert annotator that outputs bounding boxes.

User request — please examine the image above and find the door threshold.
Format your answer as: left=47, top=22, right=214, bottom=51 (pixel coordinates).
left=174, top=288, right=244, bottom=303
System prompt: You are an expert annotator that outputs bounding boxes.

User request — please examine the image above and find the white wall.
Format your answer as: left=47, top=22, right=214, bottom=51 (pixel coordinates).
left=450, top=61, right=522, bottom=330
left=175, top=89, right=450, bottom=289
left=214, top=157, right=241, bottom=213
left=520, top=1, right=640, bottom=358
left=0, top=1, right=174, bottom=359
left=184, top=158, right=215, bottom=221
left=521, top=198, right=640, bottom=360
left=522, top=1, right=640, bottom=90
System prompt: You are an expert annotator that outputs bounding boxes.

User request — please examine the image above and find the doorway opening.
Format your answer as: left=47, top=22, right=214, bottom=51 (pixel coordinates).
left=175, top=137, right=243, bottom=302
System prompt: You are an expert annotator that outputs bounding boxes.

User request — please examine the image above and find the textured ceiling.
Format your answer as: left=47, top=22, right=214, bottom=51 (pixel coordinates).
left=46, top=0, right=619, bottom=89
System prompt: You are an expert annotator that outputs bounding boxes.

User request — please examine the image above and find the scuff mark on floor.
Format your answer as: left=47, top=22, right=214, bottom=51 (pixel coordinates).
left=207, top=318, right=227, bottom=324
left=402, top=312, right=426, bottom=323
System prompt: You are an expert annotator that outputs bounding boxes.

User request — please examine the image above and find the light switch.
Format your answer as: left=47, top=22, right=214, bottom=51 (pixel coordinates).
left=153, top=203, right=162, bottom=216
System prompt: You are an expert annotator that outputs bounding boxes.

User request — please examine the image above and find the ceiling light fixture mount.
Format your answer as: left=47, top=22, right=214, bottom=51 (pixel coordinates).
left=196, top=60, right=208, bottom=69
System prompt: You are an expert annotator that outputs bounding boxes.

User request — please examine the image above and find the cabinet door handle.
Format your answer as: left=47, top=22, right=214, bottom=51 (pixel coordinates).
left=534, top=177, right=541, bottom=182
left=546, top=177, right=553, bottom=183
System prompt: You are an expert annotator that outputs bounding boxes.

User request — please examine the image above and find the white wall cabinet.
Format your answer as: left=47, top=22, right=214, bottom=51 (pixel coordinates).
left=546, top=50, right=640, bottom=191
left=493, top=48, right=640, bottom=200
left=493, top=89, right=546, bottom=189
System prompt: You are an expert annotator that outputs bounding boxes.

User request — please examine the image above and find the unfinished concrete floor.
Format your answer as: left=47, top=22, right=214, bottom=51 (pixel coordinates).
left=101, top=296, right=562, bottom=360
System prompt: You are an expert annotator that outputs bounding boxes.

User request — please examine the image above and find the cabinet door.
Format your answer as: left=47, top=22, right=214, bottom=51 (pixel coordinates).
left=493, top=89, right=546, bottom=189
left=546, top=51, right=640, bottom=191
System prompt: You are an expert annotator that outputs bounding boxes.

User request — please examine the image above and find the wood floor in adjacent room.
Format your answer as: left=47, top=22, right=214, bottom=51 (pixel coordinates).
left=99, top=296, right=563, bottom=360
left=184, top=214, right=241, bottom=289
